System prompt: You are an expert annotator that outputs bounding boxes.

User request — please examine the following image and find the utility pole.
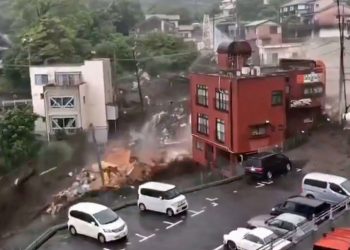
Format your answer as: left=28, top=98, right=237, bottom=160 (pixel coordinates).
left=132, top=40, right=144, bottom=110
left=89, top=124, right=105, bottom=187
left=235, top=0, right=239, bottom=41
left=337, top=0, right=346, bottom=124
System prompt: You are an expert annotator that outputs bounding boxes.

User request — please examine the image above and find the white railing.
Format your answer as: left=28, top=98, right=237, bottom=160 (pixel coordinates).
left=1, top=99, right=32, bottom=108
left=256, top=197, right=350, bottom=250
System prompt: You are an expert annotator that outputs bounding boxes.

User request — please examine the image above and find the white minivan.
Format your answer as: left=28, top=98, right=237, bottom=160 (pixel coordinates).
left=302, top=172, right=350, bottom=205
left=68, top=202, right=128, bottom=243
left=138, top=182, right=188, bottom=216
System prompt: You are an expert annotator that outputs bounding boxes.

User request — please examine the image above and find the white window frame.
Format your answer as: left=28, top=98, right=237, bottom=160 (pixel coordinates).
left=55, top=72, right=82, bottom=86
left=49, top=96, right=75, bottom=108
left=216, top=119, right=225, bottom=143
left=197, top=114, right=209, bottom=135
left=35, top=74, right=49, bottom=85
left=197, top=84, right=209, bottom=106
left=51, top=116, right=77, bottom=133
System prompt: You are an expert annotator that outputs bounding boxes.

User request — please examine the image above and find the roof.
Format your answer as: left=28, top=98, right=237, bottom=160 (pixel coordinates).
left=275, top=213, right=307, bottom=225
left=281, top=0, right=309, bottom=7
left=69, top=202, right=107, bottom=214
left=304, top=172, right=348, bottom=185
left=145, top=14, right=180, bottom=21
left=287, top=196, right=325, bottom=207
left=250, top=227, right=274, bottom=239
left=178, top=25, right=194, bottom=31
left=245, top=20, right=270, bottom=27
left=139, top=181, right=175, bottom=191
left=314, top=228, right=350, bottom=249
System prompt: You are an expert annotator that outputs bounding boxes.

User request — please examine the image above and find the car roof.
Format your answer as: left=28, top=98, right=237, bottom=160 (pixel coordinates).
left=287, top=196, right=325, bottom=207
left=69, top=202, right=108, bottom=214
left=139, top=181, right=175, bottom=191
left=304, top=172, right=348, bottom=185
left=314, top=228, right=350, bottom=249
left=250, top=227, right=274, bottom=239
left=275, top=213, right=307, bottom=225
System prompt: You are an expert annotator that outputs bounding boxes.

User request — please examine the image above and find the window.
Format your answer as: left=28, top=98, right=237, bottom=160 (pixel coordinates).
left=55, top=72, right=82, bottom=86
left=197, top=84, right=208, bottom=107
left=289, top=6, right=294, bottom=11
left=35, top=74, right=49, bottom=85
left=251, top=125, right=268, bottom=137
left=272, top=91, right=283, bottom=106
left=272, top=53, right=278, bottom=64
left=304, top=179, right=327, bottom=189
left=283, top=7, right=288, bottom=12
left=330, top=183, right=346, bottom=195
left=51, top=117, right=77, bottom=131
left=243, top=234, right=264, bottom=245
left=216, top=119, right=225, bottom=142
left=197, top=114, right=209, bottom=135
left=215, top=89, right=229, bottom=111
left=270, top=26, right=278, bottom=34
left=93, top=209, right=119, bottom=225
left=196, top=140, right=205, bottom=151
left=49, top=97, right=75, bottom=108
left=304, top=86, right=323, bottom=96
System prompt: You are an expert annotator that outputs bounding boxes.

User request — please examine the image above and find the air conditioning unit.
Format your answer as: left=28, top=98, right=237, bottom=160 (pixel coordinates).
left=241, top=67, right=250, bottom=75
left=254, top=66, right=261, bottom=76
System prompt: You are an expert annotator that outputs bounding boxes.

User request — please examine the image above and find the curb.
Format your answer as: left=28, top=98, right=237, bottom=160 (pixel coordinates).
left=24, top=174, right=244, bottom=250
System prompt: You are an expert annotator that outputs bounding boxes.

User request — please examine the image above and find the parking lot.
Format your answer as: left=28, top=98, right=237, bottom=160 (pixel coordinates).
left=40, top=168, right=305, bottom=250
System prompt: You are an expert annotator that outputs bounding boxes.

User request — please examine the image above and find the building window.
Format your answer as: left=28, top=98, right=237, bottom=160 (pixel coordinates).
left=304, top=86, right=323, bottom=96
left=55, top=72, right=82, bottom=86
left=51, top=117, right=77, bottom=132
left=272, top=91, right=283, bottom=106
left=49, top=97, right=75, bottom=108
left=272, top=53, right=279, bottom=64
left=251, top=125, right=268, bottom=137
left=270, top=26, right=278, bottom=34
left=283, top=7, right=288, bottom=12
left=197, top=114, right=209, bottom=135
left=197, top=84, right=208, bottom=107
left=215, top=89, right=229, bottom=111
left=216, top=119, right=225, bottom=143
left=196, top=140, right=205, bottom=151
left=35, top=74, right=49, bottom=85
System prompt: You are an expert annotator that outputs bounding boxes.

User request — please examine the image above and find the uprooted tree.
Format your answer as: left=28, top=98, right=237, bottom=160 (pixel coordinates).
left=0, top=108, right=38, bottom=172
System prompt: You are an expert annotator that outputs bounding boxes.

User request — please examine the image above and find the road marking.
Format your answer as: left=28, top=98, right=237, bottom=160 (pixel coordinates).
left=255, top=183, right=265, bottom=188
left=135, top=233, right=155, bottom=242
left=211, top=202, right=218, bottom=207
left=233, top=190, right=238, bottom=194
left=39, top=167, right=57, bottom=176
left=261, top=181, right=273, bottom=185
left=212, top=244, right=224, bottom=250
left=297, top=168, right=302, bottom=172
left=126, top=242, right=131, bottom=245
left=188, top=209, right=205, bottom=217
left=163, top=220, right=183, bottom=229
left=206, top=197, right=218, bottom=202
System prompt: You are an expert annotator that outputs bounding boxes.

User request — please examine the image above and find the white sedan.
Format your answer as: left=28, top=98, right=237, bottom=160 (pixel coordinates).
left=223, top=227, right=292, bottom=250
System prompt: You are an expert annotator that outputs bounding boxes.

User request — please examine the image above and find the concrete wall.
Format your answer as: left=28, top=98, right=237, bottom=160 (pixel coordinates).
left=260, top=44, right=306, bottom=65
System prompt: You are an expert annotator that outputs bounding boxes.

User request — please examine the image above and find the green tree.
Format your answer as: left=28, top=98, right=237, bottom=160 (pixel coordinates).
left=0, top=108, right=38, bottom=170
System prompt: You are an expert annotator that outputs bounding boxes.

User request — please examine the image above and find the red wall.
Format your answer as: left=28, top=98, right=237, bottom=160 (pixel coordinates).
left=233, top=76, right=286, bottom=153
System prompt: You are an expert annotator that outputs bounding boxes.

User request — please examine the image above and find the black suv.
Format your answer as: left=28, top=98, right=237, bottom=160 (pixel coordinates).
left=243, top=152, right=292, bottom=180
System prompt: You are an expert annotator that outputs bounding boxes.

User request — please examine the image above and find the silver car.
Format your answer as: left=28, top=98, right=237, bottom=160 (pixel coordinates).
left=247, top=213, right=311, bottom=243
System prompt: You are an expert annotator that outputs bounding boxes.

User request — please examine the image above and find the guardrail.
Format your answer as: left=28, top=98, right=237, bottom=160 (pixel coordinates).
left=256, top=197, right=350, bottom=250
left=1, top=99, right=32, bottom=108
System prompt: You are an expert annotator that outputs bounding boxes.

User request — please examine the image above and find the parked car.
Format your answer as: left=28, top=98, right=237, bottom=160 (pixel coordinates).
left=137, top=181, right=188, bottom=216
left=302, top=172, right=350, bottom=205
left=247, top=213, right=310, bottom=243
left=68, top=202, right=128, bottom=243
left=223, top=227, right=292, bottom=250
left=313, top=227, right=350, bottom=250
left=271, top=196, right=331, bottom=224
left=243, top=152, right=292, bottom=180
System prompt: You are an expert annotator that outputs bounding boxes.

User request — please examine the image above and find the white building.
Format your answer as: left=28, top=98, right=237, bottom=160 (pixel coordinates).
left=259, top=43, right=306, bottom=66
left=30, top=59, right=117, bottom=144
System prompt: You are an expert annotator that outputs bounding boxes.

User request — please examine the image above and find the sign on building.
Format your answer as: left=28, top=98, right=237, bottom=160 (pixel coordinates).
left=290, top=98, right=312, bottom=108
left=297, top=72, right=322, bottom=84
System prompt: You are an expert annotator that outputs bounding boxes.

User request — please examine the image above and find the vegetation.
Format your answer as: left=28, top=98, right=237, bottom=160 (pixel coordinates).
left=0, top=108, right=38, bottom=172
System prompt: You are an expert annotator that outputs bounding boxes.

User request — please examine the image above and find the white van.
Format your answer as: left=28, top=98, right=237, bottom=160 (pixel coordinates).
left=68, top=202, right=128, bottom=243
left=302, top=172, right=350, bottom=205
left=137, top=182, right=188, bottom=216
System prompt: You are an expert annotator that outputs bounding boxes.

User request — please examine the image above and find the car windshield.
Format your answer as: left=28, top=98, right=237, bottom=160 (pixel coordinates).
left=93, top=209, right=119, bottom=225
left=244, top=158, right=261, bottom=167
left=164, top=188, right=180, bottom=200
left=340, top=180, right=350, bottom=194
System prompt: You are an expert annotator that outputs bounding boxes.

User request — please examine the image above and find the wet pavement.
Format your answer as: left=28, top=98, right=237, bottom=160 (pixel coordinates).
left=39, top=169, right=305, bottom=250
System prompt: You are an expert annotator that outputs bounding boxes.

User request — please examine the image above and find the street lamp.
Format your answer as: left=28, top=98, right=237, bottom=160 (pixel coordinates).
left=22, top=37, right=33, bottom=66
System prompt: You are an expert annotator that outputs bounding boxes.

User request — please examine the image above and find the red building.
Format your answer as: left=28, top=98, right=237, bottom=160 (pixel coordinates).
left=190, top=41, right=287, bottom=175
left=279, top=59, right=326, bottom=137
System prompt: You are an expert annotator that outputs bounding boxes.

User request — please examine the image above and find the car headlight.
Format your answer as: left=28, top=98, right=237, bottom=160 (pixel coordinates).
left=103, top=229, right=114, bottom=233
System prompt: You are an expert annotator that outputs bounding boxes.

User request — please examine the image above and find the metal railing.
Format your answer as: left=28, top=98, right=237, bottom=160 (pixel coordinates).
left=1, top=99, right=32, bottom=108
left=255, top=197, right=350, bottom=250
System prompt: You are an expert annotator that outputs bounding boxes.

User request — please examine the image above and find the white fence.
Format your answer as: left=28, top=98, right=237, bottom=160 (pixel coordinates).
left=1, top=99, right=32, bottom=109
left=256, top=197, right=350, bottom=250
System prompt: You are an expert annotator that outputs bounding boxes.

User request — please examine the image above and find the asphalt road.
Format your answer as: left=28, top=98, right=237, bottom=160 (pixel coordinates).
left=40, top=169, right=305, bottom=250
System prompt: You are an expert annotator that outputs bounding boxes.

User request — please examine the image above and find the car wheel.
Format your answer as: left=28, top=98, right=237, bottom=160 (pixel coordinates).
left=286, top=163, right=292, bottom=172
left=306, top=194, right=315, bottom=199
left=139, top=203, right=146, bottom=212
left=266, top=171, right=273, bottom=180
left=98, top=233, right=106, bottom=244
left=226, top=240, right=237, bottom=250
left=166, top=208, right=174, bottom=217
left=69, top=226, right=77, bottom=236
